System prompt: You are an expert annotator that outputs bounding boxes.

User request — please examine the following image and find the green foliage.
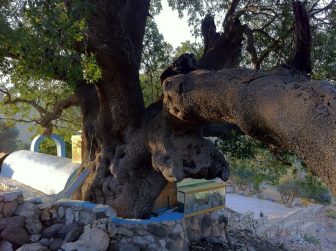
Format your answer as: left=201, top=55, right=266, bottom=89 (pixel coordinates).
left=325, top=209, right=336, bottom=219
left=229, top=162, right=257, bottom=192
left=311, top=10, right=336, bottom=81
left=216, top=132, right=291, bottom=191
left=82, top=54, right=102, bottom=84
left=216, top=130, right=265, bottom=159
left=298, top=175, right=331, bottom=204
left=277, top=179, right=300, bottom=195
left=174, top=41, right=203, bottom=60
left=0, top=77, right=81, bottom=137
left=0, top=120, right=25, bottom=152
left=277, top=177, right=301, bottom=206
left=303, top=234, right=320, bottom=245
left=0, top=0, right=90, bottom=139
left=0, top=0, right=95, bottom=86
left=149, top=0, right=163, bottom=16
left=141, top=18, right=173, bottom=106
left=167, top=0, right=335, bottom=77
left=167, top=0, right=227, bottom=36
left=276, top=171, right=332, bottom=205
left=38, top=137, right=72, bottom=158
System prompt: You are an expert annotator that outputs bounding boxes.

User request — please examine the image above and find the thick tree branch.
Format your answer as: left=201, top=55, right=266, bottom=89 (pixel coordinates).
left=201, top=15, right=219, bottom=55
left=3, top=96, right=48, bottom=115
left=163, top=68, right=336, bottom=194
left=257, top=26, right=294, bottom=67
left=223, top=0, right=241, bottom=26
left=0, top=117, right=38, bottom=124
left=310, top=0, right=335, bottom=17
left=39, top=93, right=79, bottom=131
left=198, top=16, right=244, bottom=70
left=2, top=85, right=79, bottom=133
left=243, top=25, right=259, bottom=69
left=289, top=1, right=311, bottom=75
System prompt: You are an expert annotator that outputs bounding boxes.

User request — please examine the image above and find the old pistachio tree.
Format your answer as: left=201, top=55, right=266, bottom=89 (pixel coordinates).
left=0, top=0, right=335, bottom=218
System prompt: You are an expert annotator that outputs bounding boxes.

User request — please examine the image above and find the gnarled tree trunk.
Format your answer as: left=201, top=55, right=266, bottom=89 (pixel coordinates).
left=71, top=0, right=336, bottom=218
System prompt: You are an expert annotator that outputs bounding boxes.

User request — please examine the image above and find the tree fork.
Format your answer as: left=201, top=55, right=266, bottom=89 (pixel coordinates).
left=73, top=0, right=327, bottom=219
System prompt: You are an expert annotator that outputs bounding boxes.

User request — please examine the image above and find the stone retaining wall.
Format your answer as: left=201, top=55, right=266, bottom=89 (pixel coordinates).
left=0, top=191, right=270, bottom=251
left=257, top=205, right=323, bottom=239
left=185, top=209, right=256, bottom=238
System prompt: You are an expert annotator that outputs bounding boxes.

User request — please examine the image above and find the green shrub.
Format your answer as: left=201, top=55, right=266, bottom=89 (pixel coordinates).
left=39, top=137, right=72, bottom=158
left=277, top=179, right=300, bottom=207
left=304, top=234, right=320, bottom=245
left=325, top=209, right=336, bottom=219
left=298, top=175, right=331, bottom=204
left=230, top=166, right=254, bottom=192
left=216, top=134, right=291, bottom=193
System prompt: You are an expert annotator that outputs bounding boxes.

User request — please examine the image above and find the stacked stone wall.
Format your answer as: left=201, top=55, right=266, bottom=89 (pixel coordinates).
left=0, top=191, right=275, bottom=251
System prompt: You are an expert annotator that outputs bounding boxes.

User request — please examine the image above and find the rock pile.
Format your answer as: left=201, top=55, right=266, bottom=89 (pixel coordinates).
left=0, top=191, right=118, bottom=251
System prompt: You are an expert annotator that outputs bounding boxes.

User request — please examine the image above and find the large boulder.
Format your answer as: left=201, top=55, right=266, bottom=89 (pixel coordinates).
left=16, top=243, right=49, bottom=251
left=147, top=224, right=169, bottom=238
left=25, top=219, right=43, bottom=234
left=1, top=191, right=24, bottom=203
left=0, top=226, right=30, bottom=246
left=48, top=238, right=63, bottom=251
left=0, top=215, right=26, bottom=231
left=16, top=202, right=41, bottom=219
left=61, top=228, right=110, bottom=251
left=0, top=240, right=13, bottom=251
left=0, top=192, right=23, bottom=218
left=57, top=222, right=83, bottom=238
left=42, top=223, right=64, bottom=238
left=63, top=226, right=84, bottom=243
left=3, top=201, right=19, bottom=218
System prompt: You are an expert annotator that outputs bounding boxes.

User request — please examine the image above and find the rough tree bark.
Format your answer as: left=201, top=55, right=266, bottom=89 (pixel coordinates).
left=163, top=67, right=336, bottom=194
left=73, top=0, right=169, bottom=218
left=72, top=0, right=336, bottom=218
left=198, top=0, right=244, bottom=70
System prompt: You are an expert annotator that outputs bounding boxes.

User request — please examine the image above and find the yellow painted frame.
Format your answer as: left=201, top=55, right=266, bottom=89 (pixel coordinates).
left=184, top=205, right=225, bottom=218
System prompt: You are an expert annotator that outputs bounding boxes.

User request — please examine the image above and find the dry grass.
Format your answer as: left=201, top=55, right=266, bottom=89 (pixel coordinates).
left=0, top=183, right=17, bottom=192
left=304, top=234, right=320, bottom=245
left=325, top=209, right=336, bottom=219
left=299, top=197, right=312, bottom=207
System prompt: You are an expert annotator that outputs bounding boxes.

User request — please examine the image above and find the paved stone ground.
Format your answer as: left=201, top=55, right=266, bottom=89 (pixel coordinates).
left=226, top=193, right=303, bottom=220
left=0, top=177, right=45, bottom=199
left=0, top=177, right=58, bottom=204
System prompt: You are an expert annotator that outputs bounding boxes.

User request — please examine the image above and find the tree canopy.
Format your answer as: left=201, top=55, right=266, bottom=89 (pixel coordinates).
left=1, top=0, right=335, bottom=132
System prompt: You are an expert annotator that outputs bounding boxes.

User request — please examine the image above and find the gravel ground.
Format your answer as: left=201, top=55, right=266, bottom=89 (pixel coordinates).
left=0, top=176, right=45, bottom=198
left=226, top=193, right=303, bottom=220
left=226, top=193, right=336, bottom=251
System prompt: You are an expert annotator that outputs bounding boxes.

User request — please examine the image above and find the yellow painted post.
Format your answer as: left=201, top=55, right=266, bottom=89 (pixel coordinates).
left=71, top=134, right=84, bottom=164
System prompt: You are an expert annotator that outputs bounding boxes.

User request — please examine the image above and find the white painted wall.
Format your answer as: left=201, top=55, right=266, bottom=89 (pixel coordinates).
left=1, top=150, right=80, bottom=194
